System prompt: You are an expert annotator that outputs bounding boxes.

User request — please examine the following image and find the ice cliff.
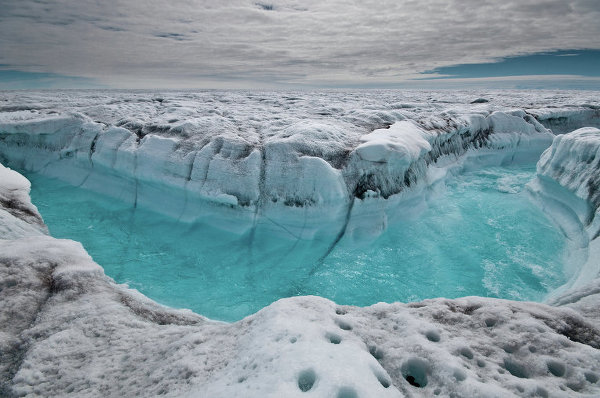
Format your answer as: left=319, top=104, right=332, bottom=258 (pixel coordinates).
left=529, top=127, right=600, bottom=319
left=1, top=91, right=600, bottom=397
left=2, top=90, right=598, bottom=239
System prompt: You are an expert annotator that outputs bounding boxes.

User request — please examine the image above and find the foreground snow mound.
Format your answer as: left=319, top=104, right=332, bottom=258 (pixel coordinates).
left=1, top=237, right=599, bottom=397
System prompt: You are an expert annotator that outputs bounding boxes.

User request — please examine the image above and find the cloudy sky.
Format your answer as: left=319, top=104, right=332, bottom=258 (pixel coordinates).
left=1, top=0, right=599, bottom=89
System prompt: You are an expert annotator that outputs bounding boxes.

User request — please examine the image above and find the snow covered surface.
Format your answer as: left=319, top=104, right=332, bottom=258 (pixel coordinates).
left=1, top=90, right=598, bottom=236
left=0, top=163, right=47, bottom=239
left=1, top=90, right=600, bottom=397
left=1, top=235, right=599, bottom=398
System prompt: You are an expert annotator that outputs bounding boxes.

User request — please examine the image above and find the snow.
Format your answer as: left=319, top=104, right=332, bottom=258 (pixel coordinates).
left=355, top=121, right=431, bottom=164
left=1, top=90, right=600, bottom=396
left=1, top=234, right=599, bottom=397
left=0, top=163, right=47, bottom=239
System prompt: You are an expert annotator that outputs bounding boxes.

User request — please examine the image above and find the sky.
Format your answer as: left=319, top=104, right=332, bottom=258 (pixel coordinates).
left=0, top=0, right=599, bottom=89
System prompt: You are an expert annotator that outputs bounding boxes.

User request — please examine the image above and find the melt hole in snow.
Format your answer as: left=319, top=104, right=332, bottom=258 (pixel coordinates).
left=459, top=347, right=474, bottom=359
left=336, top=319, right=352, bottom=331
left=326, top=332, right=341, bottom=344
left=453, top=368, right=467, bottom=382
left=371, top=368, right=391, bottom=388
left=401, top=358, right=429, bottom=388
left=425, top=330, right=440, bottom=342
left=503, top=358, right=529, bottom=379
left=585, top=372, right=599, bottom=384
left=547, top=360, right=566, bottom=377
left=502, top=343, right=519, bottom=354
left=567, top=381, right=583, bottom=392
left=298, top=369, right=316, bottom=392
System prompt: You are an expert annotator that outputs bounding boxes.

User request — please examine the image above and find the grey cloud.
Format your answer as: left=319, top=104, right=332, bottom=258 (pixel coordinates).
left=255, top=3, right=275, bottom=11
left=573, top=0, right=600, bottom=12
left=154, top=32, right=189, bottom=41
left=97, top=25, right=127, bottom=32
left=0, top=0, right=598, bottom=88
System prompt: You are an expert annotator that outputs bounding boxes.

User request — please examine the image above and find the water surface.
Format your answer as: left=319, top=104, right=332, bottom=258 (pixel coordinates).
left=27, top=164, right=567, bottom=321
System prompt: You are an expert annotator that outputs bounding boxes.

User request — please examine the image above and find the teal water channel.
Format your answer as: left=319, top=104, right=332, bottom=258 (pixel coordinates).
left=27, top=164, right=567, bottom=321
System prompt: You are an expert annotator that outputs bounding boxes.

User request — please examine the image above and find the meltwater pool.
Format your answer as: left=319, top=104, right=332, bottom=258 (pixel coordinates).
left=27, top=164, right=567, bottom=321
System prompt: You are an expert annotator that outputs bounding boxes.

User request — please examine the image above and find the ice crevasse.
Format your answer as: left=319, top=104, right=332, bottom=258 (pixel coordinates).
left=0, top=91, right=600, bottom=397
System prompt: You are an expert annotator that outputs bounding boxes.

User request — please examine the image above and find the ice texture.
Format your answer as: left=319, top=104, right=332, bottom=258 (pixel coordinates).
left=1, top=90, right=600, bottom=397
left=529, top=127, right=600, bottom=321
left=0, top=163, right=47, bottom=239
left=537, top=127, right=600, bottom=212
left=2, top=90, right=599, bottom=238
left=1, top=236, right=599, bottom=397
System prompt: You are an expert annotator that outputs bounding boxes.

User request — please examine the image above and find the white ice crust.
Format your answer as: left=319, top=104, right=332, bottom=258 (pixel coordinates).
left=1, top=90, right=600, bottom=397
left=355, top=121, right=431, bottom=165
left=4, top=90, right=595, bottom=237
left=0, top=163, right=47, bottom=239
left=1, top=235, right=599, bottom=397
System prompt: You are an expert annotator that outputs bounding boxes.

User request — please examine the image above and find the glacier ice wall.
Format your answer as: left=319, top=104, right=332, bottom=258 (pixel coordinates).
left=4, top=90, right=597, bottom=241
left=528, top=128, right=600, bottom=317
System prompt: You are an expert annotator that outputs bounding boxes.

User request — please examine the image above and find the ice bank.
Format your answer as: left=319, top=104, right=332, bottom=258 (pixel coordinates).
left=1, top=90, right=600, bottom=397
left=3, top=91, right=596, bottom=239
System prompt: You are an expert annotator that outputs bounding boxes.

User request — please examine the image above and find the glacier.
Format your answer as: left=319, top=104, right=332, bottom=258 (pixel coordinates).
left=1, top=90, right=600, bottom=397
left=2, top=90, right=598, bottom=238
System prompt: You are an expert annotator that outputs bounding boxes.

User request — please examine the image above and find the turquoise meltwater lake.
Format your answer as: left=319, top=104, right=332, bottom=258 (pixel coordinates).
left=26, top=164, right=567, bottom=322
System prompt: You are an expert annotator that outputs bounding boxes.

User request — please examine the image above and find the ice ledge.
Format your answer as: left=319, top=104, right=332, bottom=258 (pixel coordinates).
left=0, top=107, right=557, bottom=234
left=0, top=163, right=47, bottom=239
left=537, top=127, right=600, bottom=216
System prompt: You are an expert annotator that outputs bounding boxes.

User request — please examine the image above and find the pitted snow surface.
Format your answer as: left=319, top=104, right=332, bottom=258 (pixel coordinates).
left=1, top=237, right=599, bottom=397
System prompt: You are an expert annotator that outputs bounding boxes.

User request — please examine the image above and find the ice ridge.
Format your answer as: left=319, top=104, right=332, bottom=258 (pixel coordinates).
left=4, top=91, right=595, bottom=238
